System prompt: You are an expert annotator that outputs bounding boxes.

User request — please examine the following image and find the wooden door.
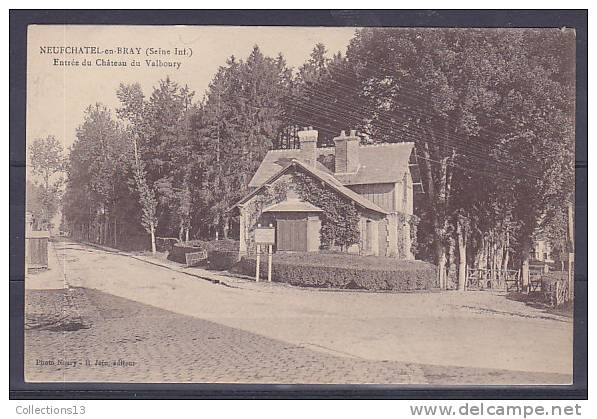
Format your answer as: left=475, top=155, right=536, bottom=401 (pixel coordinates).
left=276, top=219, right=308, bottom=252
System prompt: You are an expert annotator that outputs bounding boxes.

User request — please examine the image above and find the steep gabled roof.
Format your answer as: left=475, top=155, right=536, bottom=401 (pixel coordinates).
left=248, top=149, right=331, bottom=188
left=334, top=142, right=415, bottom=185
left=233, top=159, right=389, bottom=215
left=248, top=142, right=414, bottom=188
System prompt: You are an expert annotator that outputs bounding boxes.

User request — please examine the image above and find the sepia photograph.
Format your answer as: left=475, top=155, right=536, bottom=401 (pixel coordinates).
left=20, top=21, right=577, bottom=388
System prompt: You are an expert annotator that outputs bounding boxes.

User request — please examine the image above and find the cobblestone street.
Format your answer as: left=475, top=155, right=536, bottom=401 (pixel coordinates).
left=24, top=241, right=573, bottom=384
left=25, top=287, right=568, bottom=384
left=26, top=287, right=426, bottom=383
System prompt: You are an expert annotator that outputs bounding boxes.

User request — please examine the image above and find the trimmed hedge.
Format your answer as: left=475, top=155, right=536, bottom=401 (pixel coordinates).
left=207, top=250, right=238, bottom=270
left=156, top=237, right=179, bottom=253
left=167, top=239, right=240, bottom=270
left=206, top=240, right=239, bottom=270
left=167, top=240, right=207, bottom=264
left=233, top=252, right=436, bottom=291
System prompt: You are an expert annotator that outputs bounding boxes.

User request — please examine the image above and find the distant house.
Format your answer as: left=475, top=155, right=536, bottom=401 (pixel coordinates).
left=231, top=128, right=417, bottom=259
left=531, top=238, right=555, bottom=264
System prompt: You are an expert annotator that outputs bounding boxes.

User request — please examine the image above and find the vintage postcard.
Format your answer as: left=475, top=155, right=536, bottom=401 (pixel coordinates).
left=24, top=24, right=576, bottom=385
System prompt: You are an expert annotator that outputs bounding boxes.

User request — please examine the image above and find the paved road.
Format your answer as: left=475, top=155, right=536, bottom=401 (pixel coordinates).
left=26, top=287, right=427, bottom=383
left=24, top=241, right=573, bottom=384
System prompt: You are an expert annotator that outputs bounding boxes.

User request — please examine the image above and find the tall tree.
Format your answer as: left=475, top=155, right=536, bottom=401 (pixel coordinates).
left=117, top=79, right=197, bottom=246
left=286, top=44, right=361, bottom=146
left=28, top=135, right=66, bottom=229
left=199, top=47, right=291, bottom=237
left=116, top=83, right=158, bottom=251
left=25, top=180, right=44, bottom=229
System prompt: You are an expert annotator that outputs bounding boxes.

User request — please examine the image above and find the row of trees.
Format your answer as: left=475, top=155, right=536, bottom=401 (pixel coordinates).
left=59, top=28, right=575, bottom=290
left=62, top=47, right=293, bottom=251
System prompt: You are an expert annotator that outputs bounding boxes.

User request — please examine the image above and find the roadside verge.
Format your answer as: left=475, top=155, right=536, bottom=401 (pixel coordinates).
left=66, top=240, right=234, bottom=287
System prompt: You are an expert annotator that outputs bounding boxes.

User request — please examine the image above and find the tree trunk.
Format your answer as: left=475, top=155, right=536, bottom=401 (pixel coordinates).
left=150, top=222, right=157, bottom=254
left=502, top=244, right=509, bottom=279
left=420, top=139, right=456, bottom=291
left=437, top=243, right=447, bottom=290
left=483, top=237, right=489, bottom=271
left=104, top=217, right=109, bottom=245
left=521, top=239, right=531, bottom=293
left=491, top=234, right=498, bottom=285
left=457, top=222, right=467, bottom=291
left=474, top=246, right=481, bottom=272
left=495, top=238, right=504, bottom=283
left=222, top=215, right=230, bottom=239
left=447, top=238, right=455, bottom=290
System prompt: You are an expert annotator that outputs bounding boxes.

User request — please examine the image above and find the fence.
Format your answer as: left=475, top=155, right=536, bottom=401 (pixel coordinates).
left=70, top=222, right=150, bottom=251
left=467, top=266, right=571, bottom=308
left=26, top=230, right=50, bottom=270
left=542, top=273, right=570, bottom=307
left=466, top=268, right=520, bottom=291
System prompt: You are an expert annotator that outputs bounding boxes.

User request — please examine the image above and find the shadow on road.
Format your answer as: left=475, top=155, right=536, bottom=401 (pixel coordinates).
left=506, top=292, right=573, bottom=319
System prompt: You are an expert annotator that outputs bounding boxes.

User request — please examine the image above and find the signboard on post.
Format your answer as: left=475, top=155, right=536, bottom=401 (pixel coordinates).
left=254, top=226, right=275, bottom=245
left=254, top=224, right=275, bottom=282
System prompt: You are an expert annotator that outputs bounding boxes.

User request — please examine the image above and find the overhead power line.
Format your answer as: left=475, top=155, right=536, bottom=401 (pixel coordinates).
left=294, top=70, right=541, bottom=177
left=284, top=98, right=539, bottom=182
left=279, top=113, right=529, bottom=185
left=283, top=62, right=544, bottom=179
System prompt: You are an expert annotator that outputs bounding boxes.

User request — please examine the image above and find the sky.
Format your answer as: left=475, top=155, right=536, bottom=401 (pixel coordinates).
left=26, top=25, right=357, bottom=153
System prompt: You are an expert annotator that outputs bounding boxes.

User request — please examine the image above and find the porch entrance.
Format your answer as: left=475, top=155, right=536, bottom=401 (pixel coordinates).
left=276, top=219, right=308, bottom=252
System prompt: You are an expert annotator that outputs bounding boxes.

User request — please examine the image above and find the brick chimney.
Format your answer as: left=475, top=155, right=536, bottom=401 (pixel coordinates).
left=297, top=127, right=318, bottom=166
left=333, top=129, right=360, bottom=173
